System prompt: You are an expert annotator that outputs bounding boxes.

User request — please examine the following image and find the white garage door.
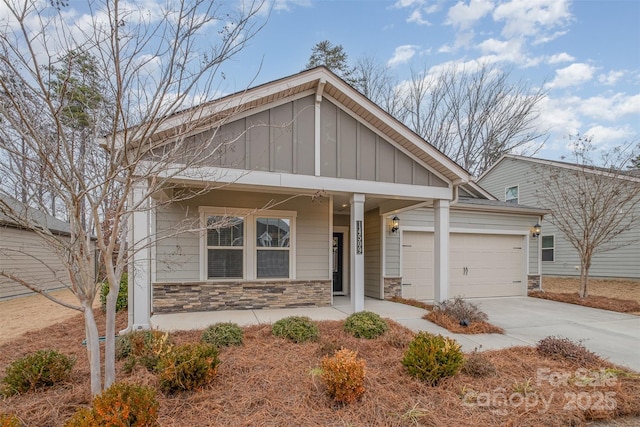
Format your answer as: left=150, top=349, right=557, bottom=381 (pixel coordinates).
left=402, top=232, right=524, bottom=299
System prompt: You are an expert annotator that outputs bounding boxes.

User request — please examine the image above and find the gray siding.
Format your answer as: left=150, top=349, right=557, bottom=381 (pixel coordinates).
left=479, top=158, right=640, bottom=279
left=0, top=227, right=72, bottom=299
left=155, top=189, right=330, bottom=282
left=364, top=209, right=381, bottom=299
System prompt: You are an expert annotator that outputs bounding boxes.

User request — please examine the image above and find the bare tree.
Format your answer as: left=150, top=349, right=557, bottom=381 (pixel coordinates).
left=0, top=0, right=265, bottom=396
left=535, top=136, right=640, bottom=298
left=352, top=55, right=403, bottom=118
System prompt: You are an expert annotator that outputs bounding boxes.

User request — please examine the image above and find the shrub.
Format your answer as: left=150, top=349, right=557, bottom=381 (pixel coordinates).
left=536, top=336, right=602, bottom=366
left=117, top=330, right=172, bottom=373
left=434, top=297, right=488, bottom=325
left=272, top=316, right=319, bottom=343
left=65, top=382, right=159, bottom=426
left=1, top=350, right=75, bottom=396
left=402, top=332, right=464, bottom=386
left=344, top=311, right=388, bottom=339
left=100, top=273, right=128, bottom=312
left=201, top=322, right=244, bottom=348
left=157, top=343, right=219, bottom=393
left=320, top=349, right=366, bottom=404
left=0, top=414, right=21, bottom=427
left=462, top=350, right=497, bottom=378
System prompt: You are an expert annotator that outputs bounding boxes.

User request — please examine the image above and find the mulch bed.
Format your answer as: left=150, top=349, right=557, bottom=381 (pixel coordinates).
left=2, top=311, right=639, bottom=426
left=423, top=311, right=505, bottom=334
left=529, top=291, right=640, bottom=313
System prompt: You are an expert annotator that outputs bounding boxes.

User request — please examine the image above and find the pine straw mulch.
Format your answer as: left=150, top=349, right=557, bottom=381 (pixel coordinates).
left=423, top=311, right=505, bottom=334
left=1, top=312, right=640, bottom=426
left=529, top=291, right=640, bottom=314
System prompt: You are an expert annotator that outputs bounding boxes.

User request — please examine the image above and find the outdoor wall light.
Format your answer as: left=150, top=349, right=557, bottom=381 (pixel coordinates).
left=391, top=216, right=400, bottom=234
left=532, top=222, right=541, bottom=238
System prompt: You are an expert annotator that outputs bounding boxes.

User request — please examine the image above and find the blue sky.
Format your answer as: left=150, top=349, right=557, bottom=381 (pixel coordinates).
left=223, top=0, right=640, bottom=162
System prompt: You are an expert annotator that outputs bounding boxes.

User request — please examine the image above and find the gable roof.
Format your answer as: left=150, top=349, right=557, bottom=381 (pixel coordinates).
left=0, top=195, right=71, bottom=236
left=480, top=154, right=640, bottom=184
left=146, top=66, right=471, bottom=185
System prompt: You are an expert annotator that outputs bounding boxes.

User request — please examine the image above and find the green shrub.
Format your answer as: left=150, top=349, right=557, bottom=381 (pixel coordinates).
left=402, top=332, right=463, bottom=386
left=1, top=350, right=75, bottom=396
left=320, top=349, right=366, bottom=404
left=100, top=273, right=128, bottom=312
left=0, top=414, right=21, bottom=427
left=434, top=297, right=488, bottom=325
left=117, top=330, right=173, bottom=373
left=272, top=316, right=319, bottom=343
left=64, top=382, right=158, bottom=426
left=201, top=322, right=243, bottom=348
left=157, top=343, right=219, bottom=393
left=344, top=311, right=388, bottom=339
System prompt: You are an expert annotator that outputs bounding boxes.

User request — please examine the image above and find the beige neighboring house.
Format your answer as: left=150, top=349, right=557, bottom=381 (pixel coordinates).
left=126, top=67, right=547, bottom=330
left=478, top=154, right=640, bottom=280
left=0, top=196, right=76, bottom=300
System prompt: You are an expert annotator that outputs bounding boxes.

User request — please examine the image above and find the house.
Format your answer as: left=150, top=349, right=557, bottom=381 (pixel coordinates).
left=0, top=196, right=76, bottom=299
left=126, top=67, right=547, bottom=330
left=478, top=154, right=640, bottom=280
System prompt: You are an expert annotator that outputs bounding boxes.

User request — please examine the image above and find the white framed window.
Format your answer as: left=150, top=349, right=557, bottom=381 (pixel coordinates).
left=200, top=208, right=296, bottom=280
left=505, top=185, right=519, bottom=204
left=541, top=235, right=555, bottom=262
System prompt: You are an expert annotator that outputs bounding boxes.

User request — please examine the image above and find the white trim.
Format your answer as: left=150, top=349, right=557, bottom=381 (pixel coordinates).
left=329, top=195, right=334, bottom=304
left=541, top=233, right=556, bottom=263
left=400, top=225, right=529, bottom=236
left=379, top=214, right=385, bottom=298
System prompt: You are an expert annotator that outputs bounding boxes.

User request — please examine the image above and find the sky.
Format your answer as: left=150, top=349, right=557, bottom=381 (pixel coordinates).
left=221, top=0, right=640, bottom=163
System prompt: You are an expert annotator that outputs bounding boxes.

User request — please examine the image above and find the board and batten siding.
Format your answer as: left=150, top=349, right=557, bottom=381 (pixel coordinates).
left=479, top=157, right=640, bottom=279
left=0, top=227, right=72, bottom=299
left=385, top=207, right=539, bottom=277
left=154, top=189, right=330, bottom=283
left=364, top=209, right=381, bottom=299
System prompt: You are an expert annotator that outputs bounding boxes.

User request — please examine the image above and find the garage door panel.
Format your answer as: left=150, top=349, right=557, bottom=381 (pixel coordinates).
left=401, top=232, right=434, bottom=300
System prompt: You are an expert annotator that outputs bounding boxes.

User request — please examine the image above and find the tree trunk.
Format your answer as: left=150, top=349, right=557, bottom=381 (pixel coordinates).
left=578, top=260, right=591, bottom=298
left=83, top=302, right=102, bottom=396
left=104, top=280, right=118, bottom=390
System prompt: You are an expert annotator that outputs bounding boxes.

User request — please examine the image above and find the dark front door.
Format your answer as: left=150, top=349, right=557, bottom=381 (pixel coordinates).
left=332, top=232, right=344, bottom=293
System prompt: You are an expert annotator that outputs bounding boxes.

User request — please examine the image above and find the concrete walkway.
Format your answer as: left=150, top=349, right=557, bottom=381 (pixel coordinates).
left=151, top=296, right=640, bottom=372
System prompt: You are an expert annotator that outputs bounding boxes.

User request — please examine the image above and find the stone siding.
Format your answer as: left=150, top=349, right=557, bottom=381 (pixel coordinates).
left=383, top=277, right=402, bottom=299
left=153, top=280, right=331, bottom=313
left=528, top=274, right=541, bottom=291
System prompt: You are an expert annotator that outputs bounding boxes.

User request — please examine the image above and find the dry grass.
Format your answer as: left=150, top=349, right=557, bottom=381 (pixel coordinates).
left=531, top=277, right=640, bottom=315
left=2, top=312, right=639, bottom=426
left=423, top=311, right=505, bottom=334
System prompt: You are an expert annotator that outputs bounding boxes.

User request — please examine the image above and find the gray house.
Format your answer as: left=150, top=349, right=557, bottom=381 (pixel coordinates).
left=126, top=67, right=547, bottom=330
left=478, top=154, right=640, bottom=280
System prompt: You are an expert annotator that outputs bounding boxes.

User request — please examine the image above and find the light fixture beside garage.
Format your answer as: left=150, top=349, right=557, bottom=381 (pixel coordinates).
left=532, top=222, right=541, bottom=238
left=391, top=216, right=400, bottom=234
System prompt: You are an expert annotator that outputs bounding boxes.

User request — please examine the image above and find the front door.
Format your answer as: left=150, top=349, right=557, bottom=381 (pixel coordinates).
left=332, top=232, right=344, bottom=293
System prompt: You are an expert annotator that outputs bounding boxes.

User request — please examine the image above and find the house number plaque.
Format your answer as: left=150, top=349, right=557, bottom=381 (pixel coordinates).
left=356, top=220, right=363, bottom=254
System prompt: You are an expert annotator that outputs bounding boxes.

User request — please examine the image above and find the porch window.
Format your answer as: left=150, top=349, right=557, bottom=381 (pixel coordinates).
left=505, top=186, right=519, bottom=204
left=541, top=235, right=555, bottom=262
left=256, top=218, right=290, bottom=278
left=206, top=216, right=244, bottom=278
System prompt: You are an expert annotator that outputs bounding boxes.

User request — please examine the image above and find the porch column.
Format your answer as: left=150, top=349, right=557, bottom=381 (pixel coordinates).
left=434, top=199, right=450, bottom=303
left=350, top=193, right=365, bottom=312
left=128, top=180, right=152, bottom=330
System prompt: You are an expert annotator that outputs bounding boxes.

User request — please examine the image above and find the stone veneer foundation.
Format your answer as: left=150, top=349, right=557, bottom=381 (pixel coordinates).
left=528, top=274, right=541, bottom=291
left=383, top=277, right=402, bottom=299
left=153, top=280, right=332, bottom=313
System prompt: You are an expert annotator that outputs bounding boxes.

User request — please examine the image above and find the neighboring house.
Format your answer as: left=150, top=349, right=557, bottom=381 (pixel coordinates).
left=126, top=67, right=547, bottom=330
left=478, top=154, right=640, bottom=280
left=0, top=196, right=75, bottom=300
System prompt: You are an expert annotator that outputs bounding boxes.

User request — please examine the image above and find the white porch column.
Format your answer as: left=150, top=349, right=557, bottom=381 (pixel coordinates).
left=350, top=193, right=365, bottom=312
left=129, top=181, right=152, bottom=330
left=434, top=199, right=450, bottom=303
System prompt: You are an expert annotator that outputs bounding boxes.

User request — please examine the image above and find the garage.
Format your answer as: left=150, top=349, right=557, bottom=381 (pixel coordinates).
left=401, top=231, right=525, bottom=300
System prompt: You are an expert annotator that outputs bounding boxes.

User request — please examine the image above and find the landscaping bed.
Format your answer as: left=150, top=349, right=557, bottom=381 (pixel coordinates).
left=1, top=311, right=639, bottom=426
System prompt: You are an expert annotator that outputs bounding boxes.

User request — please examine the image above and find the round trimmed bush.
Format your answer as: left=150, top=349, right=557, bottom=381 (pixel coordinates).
left=272, top=316, right=319, bottom=343
left=1, top=350, right=75, bottom=396
left=201, top=322, right=244, bottom=347
left=402, top=332, right=463, bottom=385
left=344, top=311, right=388, bottom=339
left=157, top=343, right=220, bottom=393
left=116, top=330, right=172, bottom=373
left=321, top=349, right=366, bottom=404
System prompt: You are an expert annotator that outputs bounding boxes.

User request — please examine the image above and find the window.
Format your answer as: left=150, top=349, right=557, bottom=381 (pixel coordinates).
left=505, top=186, right=519, bottom=204
left=541, top=235, right=555, bottom=262
left=201, top=208, right=295, bottom=280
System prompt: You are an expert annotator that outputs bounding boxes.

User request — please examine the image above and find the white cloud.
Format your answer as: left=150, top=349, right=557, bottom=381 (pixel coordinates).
left=583, top=125, right=636, bottom=143
left=547, top=52, right=575, bottom=64
left=598, top=70, right=625, bottom=86
left=394, top=0, right=425, bottom=8
left=493, top=0, right=572, bottom=40
left=446, top=0, right=494, bottom=30
left=578, top=94, right=640, bottom=121
left=407, top=9, right=431, bottom=25
left=387, top=45, right=420, bottom=67
left=272, top=0, right=312, bottom=12
left=546, top=63, right=596, bottom=89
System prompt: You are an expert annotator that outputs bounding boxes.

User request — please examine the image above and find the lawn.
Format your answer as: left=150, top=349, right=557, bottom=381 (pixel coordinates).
left=1, top=310, right=639, bottom=426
